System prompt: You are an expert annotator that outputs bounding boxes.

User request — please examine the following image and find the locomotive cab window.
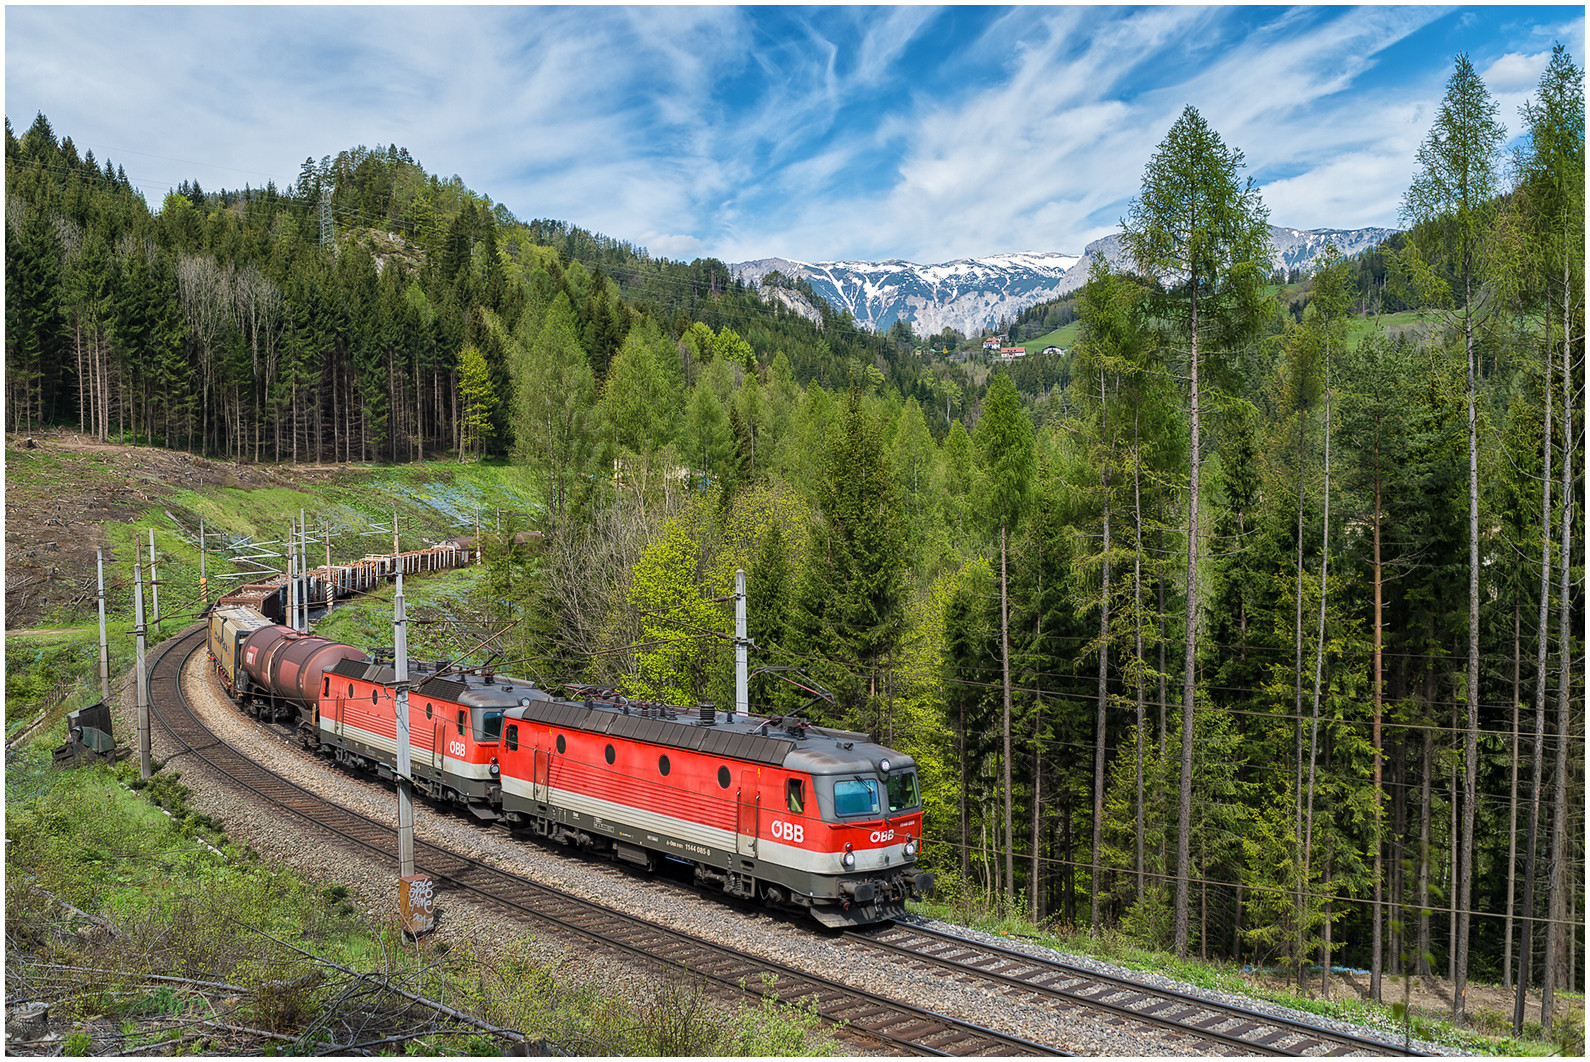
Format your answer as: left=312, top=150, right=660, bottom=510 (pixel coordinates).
left=887, top=770, right=922, bottom=813
left=456, top=710, right=465, bottom=736
left=786, top=778, right=805, bottom=814
left=506, top=725, right=519, bottom=751
left=832, top=778, right=882, bottom=818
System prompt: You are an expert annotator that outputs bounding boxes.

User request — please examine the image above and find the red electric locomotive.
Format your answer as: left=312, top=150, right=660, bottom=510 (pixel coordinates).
left=311, top=656, right=540, bottom=819
left=496, top=691, right=933, bottom=927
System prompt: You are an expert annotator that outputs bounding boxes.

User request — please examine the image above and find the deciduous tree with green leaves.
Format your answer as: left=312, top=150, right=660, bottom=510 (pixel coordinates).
left=511, top=292, right=596, bottom=528
left=457, top=344, right=496, bottom=459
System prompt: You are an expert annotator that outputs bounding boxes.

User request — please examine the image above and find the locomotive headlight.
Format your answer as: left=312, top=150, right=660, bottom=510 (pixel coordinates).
left=905, top=837, right=918, bottom=857
left=842, top=843, right=855, bottom=868
left=489, top=757, right=500, bottom=776
left=879, top=758, right=891, bottom=773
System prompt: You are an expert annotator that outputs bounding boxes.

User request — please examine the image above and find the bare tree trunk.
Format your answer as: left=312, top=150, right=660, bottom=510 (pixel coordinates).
left=1514, top=335, right=1555, bottom=1031
left=1304, top=384, right=1332, bottom=953
left=1542, top=316, right=1575, bottom=1033
left=959, top=703, right=970, bottom=887
left=76, top=318, right=85, bottom=433
left=1001, top=522, right=1014, bottom=907
left=1032, top=718, right=1043, bottom=924
left=1448, top=737, right=1458, bottom=986
left=1093, top=369, right=1111, bottom=932
left=1505, top=603, right=1521, bottom=991
left=1419, top=713, right=1433, bottom=978
left=1033, top=595, right=1046, bottom=925
left=1453, top=270, right=1480, bottom=1023
left=1322, top=856, right=1333, bottom=999
left=1174, top=292, right=1200, bottom=959
left=1294, top=398, right=1308, bottom=987
left=1372, top=463, right=1385, bottom=1002
left=1134, top=427, right=1146, bottom=902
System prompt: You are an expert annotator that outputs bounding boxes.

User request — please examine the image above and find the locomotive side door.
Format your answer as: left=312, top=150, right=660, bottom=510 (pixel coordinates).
left=442, top=708, right=466, bottom=777
left=736, top=770, right=759, bottom=858
left=533, top=742, right=551, bottom=804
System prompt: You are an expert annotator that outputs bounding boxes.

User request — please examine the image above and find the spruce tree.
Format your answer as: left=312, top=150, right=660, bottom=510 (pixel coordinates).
left=974, top=372, right=1036, bottom=905
left=1400, top=54, right=1505, bottom=1020
left=1123, top=104, right=1272, bottom=957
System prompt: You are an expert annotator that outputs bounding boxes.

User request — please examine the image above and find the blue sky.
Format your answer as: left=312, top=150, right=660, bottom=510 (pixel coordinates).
left=5, top=5, right=1583, bottom=264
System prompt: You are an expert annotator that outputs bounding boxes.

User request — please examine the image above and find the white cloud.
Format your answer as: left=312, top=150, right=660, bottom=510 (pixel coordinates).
left=1483, top=49, right=1555, bottom=92
left=639, top=232, right=704, bottom=260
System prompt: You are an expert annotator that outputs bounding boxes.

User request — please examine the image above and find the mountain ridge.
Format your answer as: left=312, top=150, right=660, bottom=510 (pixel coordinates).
left=731, top=225, right=1397, bottom=337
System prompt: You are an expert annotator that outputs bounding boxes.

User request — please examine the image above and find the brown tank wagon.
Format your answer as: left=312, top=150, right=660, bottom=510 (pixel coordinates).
left=237, top=625, right=367, bottom=722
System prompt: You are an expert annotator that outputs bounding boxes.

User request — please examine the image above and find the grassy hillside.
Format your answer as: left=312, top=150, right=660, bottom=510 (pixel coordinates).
left=1022, top=320, right=1080, bottom=353
left=4, top=435, right=543, bottom=734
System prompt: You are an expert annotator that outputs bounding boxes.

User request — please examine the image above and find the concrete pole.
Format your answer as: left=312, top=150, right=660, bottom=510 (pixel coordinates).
left=475, top=507, right=481, bottom=564
left=394, top=569, right=415, bottom=878
left=134, top=558, right=151, bottom=780
left=300, top=508, right=308, bottom=627
left=735, top=568, right=749, bottom=718
left=147, top=529, right=160, bottom=634
left=325, top=522, right=334, bottom=617
left=198, top=520, right=207, bottom=610
left=96, top=549, right=110, bottom=702
left=288, top=523, right=299, bottom=633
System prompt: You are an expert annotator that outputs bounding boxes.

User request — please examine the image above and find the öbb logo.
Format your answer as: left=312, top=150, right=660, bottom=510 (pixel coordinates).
left=448, top=740, right=467, bottom=757
left=870, top=829, right=895, bottom=844
left=770, top=820, right=804, bottom=843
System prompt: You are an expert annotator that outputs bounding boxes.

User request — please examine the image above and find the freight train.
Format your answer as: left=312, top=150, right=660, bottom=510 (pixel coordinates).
left=207, top=604, right=933, bottom=927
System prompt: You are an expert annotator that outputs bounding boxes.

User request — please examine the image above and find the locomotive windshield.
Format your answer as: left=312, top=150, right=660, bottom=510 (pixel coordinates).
left=474, top=710, right=504, bottom=743
left=887, top=769, right=921, bottom=813
left=833, top=778, right=882, bottom=817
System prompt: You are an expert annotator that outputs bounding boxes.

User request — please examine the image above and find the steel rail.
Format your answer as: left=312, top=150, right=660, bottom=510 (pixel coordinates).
left=849, top=921, right=1432, bottom=1057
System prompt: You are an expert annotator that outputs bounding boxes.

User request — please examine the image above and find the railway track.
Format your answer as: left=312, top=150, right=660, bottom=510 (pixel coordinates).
left=845, top=923, right=1430, bottom=1057
left=145, top=626, right=1066, bottom=1057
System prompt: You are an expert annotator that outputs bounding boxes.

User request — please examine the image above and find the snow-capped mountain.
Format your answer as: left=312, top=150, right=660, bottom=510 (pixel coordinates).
left=730, top=252, right=1082, bottom=338
left=1050, top=226, right=1399, bottom=298
left=731, top=226, right=1396, bottom=336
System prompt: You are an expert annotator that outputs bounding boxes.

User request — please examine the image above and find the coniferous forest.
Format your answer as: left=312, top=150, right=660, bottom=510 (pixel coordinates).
left=5, top=48, right=1583, bottom=1032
